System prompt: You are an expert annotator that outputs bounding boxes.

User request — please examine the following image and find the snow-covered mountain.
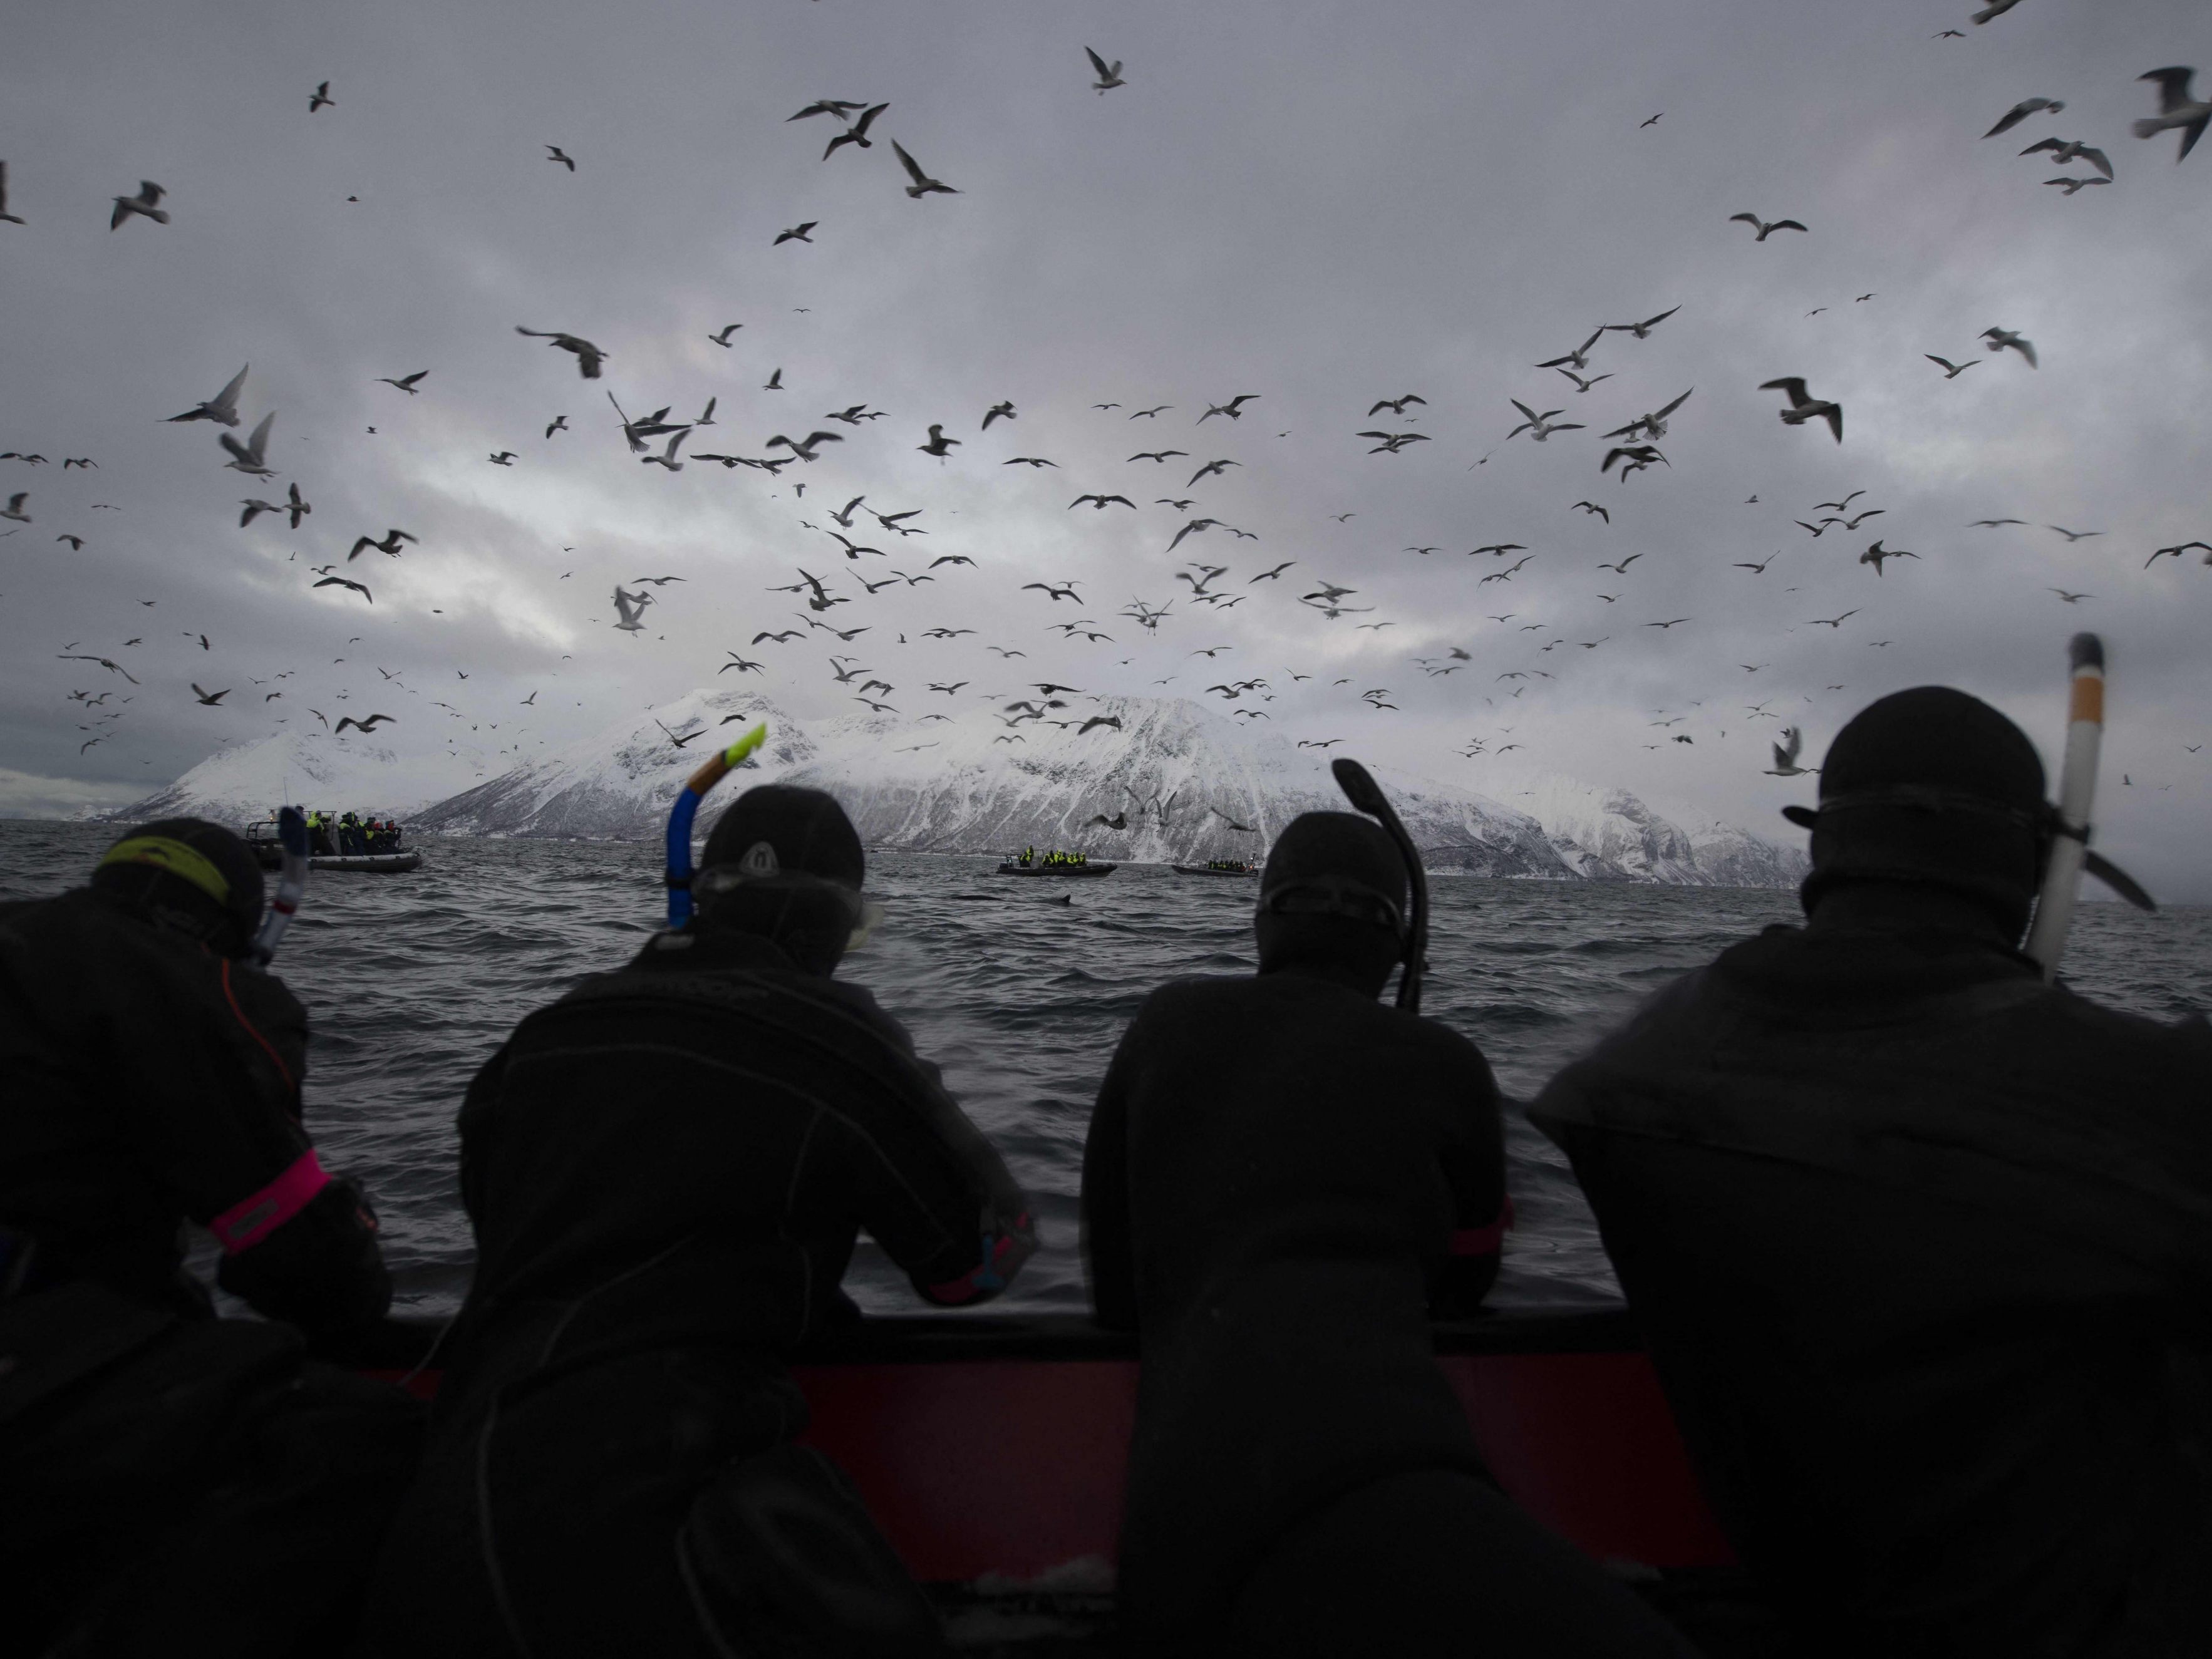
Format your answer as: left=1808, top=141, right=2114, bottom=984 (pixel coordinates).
left=409, top=688, right=1807, bottom=887
left=108, top=730, right=475, bottom=825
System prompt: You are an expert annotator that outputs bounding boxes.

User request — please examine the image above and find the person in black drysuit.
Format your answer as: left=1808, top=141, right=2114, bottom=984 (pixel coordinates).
left=1082, top=810, right=1695, bottom=1658
left=0, top=818, right=416, bottom=1656
left=1531, top=688, right=2212, bottom=1658
left=359, top=785, right=1036, bottom=1659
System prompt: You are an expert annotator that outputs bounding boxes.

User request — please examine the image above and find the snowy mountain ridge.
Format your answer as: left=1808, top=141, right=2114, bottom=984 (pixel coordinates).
left=116, top=691, right=1809, bottom=888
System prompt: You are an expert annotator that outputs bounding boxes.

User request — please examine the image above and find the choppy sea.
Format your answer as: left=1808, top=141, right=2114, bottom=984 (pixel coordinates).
left=5, top=820, right=2208, bottom=1318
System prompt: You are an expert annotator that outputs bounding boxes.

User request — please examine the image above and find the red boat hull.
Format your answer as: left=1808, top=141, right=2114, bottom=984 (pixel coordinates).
left=371, top=1309, right=1731, bottom=1583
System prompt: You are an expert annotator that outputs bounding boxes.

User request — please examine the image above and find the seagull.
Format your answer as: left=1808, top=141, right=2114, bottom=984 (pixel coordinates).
left=110, top=180, right=168, bottom=229
left=1734, top=553, right=1778, bottom=574
left=1601, top=445, right=1667, bottom=475
left=1556, top=369, right=1613, bottom=394
left=1085, top=47, right=1126, bottom=92
left=1199, top=395, right=1260, bottom=423
left=1760, top=378, right=1842, bottom=442
left=220, top=412, right=277, bottom=476
left=1970, top=517, right=2027, bottom=528
left=348, top=528, right=416, bottom=561
left=1078, top=715, right=1123, bottom=735
left=335, top=713, right=396, bottom=733
left=379, top=371, right=428, bottom=395
left=309, top=80, right=334, bottom=112
left=2020, top=137, right=2114, bottom=179
left=168, top=364, right=249, bottom=425
left=55, top=534, right=84, bottom=550
left=488, top=450, right=518, bottom=466
left=1537, top=329, right=1605, bottom=371
left=515, top=327, right=607, bottom=378
left=544, top=415, right=569, bottom=439
left=766, top=430, right=843, bottom=462
left=918, top=423, right=959, bottom=458
left=1859, top=541, right=1918, bottom=575
left=239, top=498, right=282, bottom=527
left=612, top=587, right=653, bottom=633
left=982, top=401, right=1017, bottom=428
left=1368, top=394, right=1427, bottom=416
left=892, top=140, right=958, bottom=197
left=1808, top=610, right=1861, bottom=628
left=543, top=144, right=577, bottom=171
left=1603, top=388, right=1693, bottom=442
left=1729, top=212, right=1808, bottom=242
left=1926, top=354, right=1979, bottom=378
left=1507, top=400, right=1583, bottom=442
left=2047, top=525, right=2103, bottom=542
left=1603, top=306, right=1680, bottom=339
left=1251, top=562, right=1295, bottom=582
left=1023, top=581, right=1083, bottom=602
left=1571, top=501, right=1611, bottom=522
left=1646, top=618, right=1692, bottom=629
left=774, top=222, right=818, bottom=245
left=2134, top=68, right=2211, bottom=162
left=2045, top=175, right=2109, bottom=195
left=822, top=103, right=887, bottom=159
left=1765, top=727, right=1815, bottom=776
left=2146, top=541, right=2212, bottom=567
left=1070, top=494, right=1136, bottom=510
left=1359, top=431, right=1429, bottom=453
left=639, top=429, right=689, bottom=471
left=190, top=684, right=229, bottom=705
left=2049, top=589, right=2094, bottom=604
left=1984, top=98, right=2064, bottom=139
left=1130, top=405, right=1173, bottom=418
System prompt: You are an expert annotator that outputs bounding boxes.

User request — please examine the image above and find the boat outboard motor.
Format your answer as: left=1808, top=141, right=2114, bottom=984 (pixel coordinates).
left=249, top=805, right=311, bottom=966
left=662, top=722, right=770, bottom=927
left=1330, top=757, right=1430, bottom=1013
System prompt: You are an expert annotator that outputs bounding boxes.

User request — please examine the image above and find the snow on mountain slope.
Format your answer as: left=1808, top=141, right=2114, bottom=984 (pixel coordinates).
left=405, top=690, right=1802, bottom=886
left=109, top=730, right=473, bottom=825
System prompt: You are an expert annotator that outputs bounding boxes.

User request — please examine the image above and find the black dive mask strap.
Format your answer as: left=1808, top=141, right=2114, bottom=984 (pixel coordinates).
left=1256, top=876, right=1408, bottom=946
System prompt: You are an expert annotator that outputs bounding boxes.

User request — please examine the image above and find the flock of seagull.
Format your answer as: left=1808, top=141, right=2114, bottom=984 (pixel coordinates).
left=6, top=26, right=2208, bottom=798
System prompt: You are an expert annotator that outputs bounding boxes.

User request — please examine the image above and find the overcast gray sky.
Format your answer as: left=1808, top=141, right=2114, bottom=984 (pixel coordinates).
left=4, top=0, right=2208, bottom=896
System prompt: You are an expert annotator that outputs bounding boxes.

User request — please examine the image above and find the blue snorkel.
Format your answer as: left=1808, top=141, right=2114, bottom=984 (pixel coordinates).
left=664, top=723, right=770, bottom=927
left=249, top=806, right=310, bottom=967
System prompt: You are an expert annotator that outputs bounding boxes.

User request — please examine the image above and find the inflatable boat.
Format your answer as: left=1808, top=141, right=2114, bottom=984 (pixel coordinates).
left=1172, top=863, right=1259, bottom=877
left=360, top=1306, right=1732, bottom=1585
left=996, top=861, right=1116, bottom=879
left=248, top=845, right=421, bottom=875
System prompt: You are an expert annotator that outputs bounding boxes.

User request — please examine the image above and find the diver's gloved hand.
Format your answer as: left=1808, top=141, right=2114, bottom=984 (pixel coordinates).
left=918, top=1207, right=1037, bottom=1308
left=217, top=1176, right=394, bottom=1349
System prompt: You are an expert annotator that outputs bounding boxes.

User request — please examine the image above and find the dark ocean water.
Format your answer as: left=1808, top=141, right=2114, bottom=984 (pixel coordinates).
left=6, top=820, right=2209, bottom=1319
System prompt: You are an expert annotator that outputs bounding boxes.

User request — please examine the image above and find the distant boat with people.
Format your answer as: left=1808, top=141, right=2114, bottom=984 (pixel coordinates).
left=245, top=811, right=421, bottom=874
left=1172, top=860, right=1260, bottom=877
left=996, top=848, right=1115, bottom=877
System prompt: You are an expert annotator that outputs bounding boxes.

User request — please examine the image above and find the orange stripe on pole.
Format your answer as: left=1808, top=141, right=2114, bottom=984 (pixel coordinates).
left=2069, top=674, right=2104, bottom=726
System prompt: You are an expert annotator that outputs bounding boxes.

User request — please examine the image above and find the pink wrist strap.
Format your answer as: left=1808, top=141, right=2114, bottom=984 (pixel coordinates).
left=1450, top=1194, right=1517, bottom=1257
left=209, top=1148, right=329, bottom=1253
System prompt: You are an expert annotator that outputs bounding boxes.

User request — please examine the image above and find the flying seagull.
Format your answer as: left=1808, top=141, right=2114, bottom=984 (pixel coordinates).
left=2133, top=68, right=2211, bottom=162
left=190, top=684, right=229, bottom=705
left=515, top=327, right=607, bottom=378
left=309, top=80, right=334, bottom=112
left=1759, top=378, right=1842, bottom=442
left=1765, top=727, right=1815, bottom=777
left=110, top=180, right=168, bottom=229
left=892, top=140, right=958, bottom=197
left=822, top=103, right=887, bottom=159
left=1984, top=97, right=2064, bottom=139
left=917, top=423, right=959, bottom=458
left=1925, top=354, right=1979, bottom=379
left=1729, top=212, right=1807, bottom=242
left=378, top=371, right=428, bottom=395
left=314, top=574, right=372, bottom=602
left=2019, top=137, right=2113, bottom=179
left=1085, top=47, right=1126, bottom=93
left=1859, top=540, right=1918, bottom=575
left=1198, top=395, right=1260, bottom=423
left=773, top=222, right=817, bottom=245
left=545, top=145, right=576, bottom=170
left=1603, top=306, right=1680, bottom=339
left=220, top=412, right=277, bottom=476
left=612, top=586, right=653, bottom=633
left=168, top=364, right=249, bottom=426
left=334, top=714, right=396, bottom=733
left=1982, top=327, right=2037, bottom=367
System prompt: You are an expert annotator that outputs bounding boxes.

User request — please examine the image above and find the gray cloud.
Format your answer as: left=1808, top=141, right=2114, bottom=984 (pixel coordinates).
left=3, top=0, right=2207, bottom=896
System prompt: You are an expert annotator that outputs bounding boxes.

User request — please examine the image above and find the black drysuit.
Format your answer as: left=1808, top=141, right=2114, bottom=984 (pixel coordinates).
left=1532, top=921, right=2212, bottom=1658
left=361, top=923, right=1033, bottom=1658
left=0, top=887, right=410, bottom=1656
left=1083, top=971, right=1692, bottom=1657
